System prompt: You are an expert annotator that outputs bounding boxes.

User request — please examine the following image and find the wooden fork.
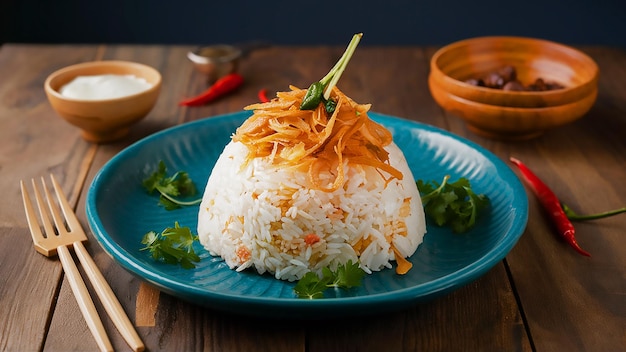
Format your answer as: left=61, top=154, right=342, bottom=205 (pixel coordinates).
left=21, top=174, right=144, bottom=352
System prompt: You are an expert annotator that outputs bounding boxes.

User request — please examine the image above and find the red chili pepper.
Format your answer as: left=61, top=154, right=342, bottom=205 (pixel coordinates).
left=179, top=73, right=244, bottom=106
left=258, top=88, right=270, bottom=103
left=510, top=157, right=590, bottom=257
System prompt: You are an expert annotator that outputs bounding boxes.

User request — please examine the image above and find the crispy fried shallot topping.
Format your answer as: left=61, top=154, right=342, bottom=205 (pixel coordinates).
left=233, top=86, right=402, bottom=192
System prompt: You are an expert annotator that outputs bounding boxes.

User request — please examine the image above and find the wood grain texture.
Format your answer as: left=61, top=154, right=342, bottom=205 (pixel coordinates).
left=1, top=43, right=624, bottom=352
left=0, top=44, right=101, bottom=352
left=502, top=47, right=626, bottom=352
left=135, top=283, right=161, bottom=327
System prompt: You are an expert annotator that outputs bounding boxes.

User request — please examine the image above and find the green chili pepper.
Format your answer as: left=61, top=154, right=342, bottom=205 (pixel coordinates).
left=300, top=81, right=325, bottom=110
left=299, top=33, right=363, bottom=112
left=324, top=98, right=337, bottom=114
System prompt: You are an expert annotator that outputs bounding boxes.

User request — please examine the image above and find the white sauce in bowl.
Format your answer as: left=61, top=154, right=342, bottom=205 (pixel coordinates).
left=59, top=74, right=153, bottom=100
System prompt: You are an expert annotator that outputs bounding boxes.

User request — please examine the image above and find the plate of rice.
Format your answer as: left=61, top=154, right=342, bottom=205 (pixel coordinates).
left=87, top=105, right=528, bottom=318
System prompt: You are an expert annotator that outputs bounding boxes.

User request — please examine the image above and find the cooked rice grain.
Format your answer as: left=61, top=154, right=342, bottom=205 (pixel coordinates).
left=197, top=141, right=426, bottom=281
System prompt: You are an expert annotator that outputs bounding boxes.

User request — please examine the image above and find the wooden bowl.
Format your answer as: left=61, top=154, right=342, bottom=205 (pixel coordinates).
left=429, top=36, right=598, bottom=108
left=44, top=61, right=161, bottom=143
left=429, top=74, right=598, bottom=140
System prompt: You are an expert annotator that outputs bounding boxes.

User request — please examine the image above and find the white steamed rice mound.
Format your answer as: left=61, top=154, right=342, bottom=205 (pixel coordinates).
left=197, top=140, right=426, bottom=282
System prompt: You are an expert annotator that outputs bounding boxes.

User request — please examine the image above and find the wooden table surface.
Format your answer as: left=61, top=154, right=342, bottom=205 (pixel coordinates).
left=0, top=43, right=624, bottom=352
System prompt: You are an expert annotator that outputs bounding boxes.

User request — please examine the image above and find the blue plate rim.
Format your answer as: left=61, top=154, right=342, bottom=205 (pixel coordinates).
left=86, top=111, right=528, bottom=313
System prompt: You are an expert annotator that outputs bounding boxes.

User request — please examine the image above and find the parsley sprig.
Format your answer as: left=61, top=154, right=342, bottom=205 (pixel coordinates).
left=140, top=222, right=201, bottom=269
left=142, top=160, right=202, bottom=210
left=417, top=175, right=489, bottom=233
left=294, top=260, right=365, bottom=299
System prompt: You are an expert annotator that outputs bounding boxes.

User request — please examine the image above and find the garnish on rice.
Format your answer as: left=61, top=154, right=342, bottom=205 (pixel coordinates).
left=299, top=33, right=362, bottom=113
left=294, top=260, right=365, bottom=299
left=233, top=34, right=402, bottom=192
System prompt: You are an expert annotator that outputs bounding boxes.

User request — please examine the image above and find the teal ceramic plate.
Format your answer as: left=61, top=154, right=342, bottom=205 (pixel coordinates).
left=86, top=111, right=528, bottom=318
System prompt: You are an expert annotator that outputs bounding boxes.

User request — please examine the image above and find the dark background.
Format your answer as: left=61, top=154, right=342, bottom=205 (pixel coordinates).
left=1, top=0, right=625, bottom=47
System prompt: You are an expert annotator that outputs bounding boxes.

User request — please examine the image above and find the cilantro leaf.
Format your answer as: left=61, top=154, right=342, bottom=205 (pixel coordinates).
left=142, top=161, right=202, bottom=210
left=417, top=175, right=489, bottom=233
left=142, top=160, right=167, bottom=193
left=140, top=222, right=201, bottom=269
left=293, top=272, right=331, bottom=299
left=331, top=260, right=365, bottom=289
left=294, top=260, right=364, bottom=299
